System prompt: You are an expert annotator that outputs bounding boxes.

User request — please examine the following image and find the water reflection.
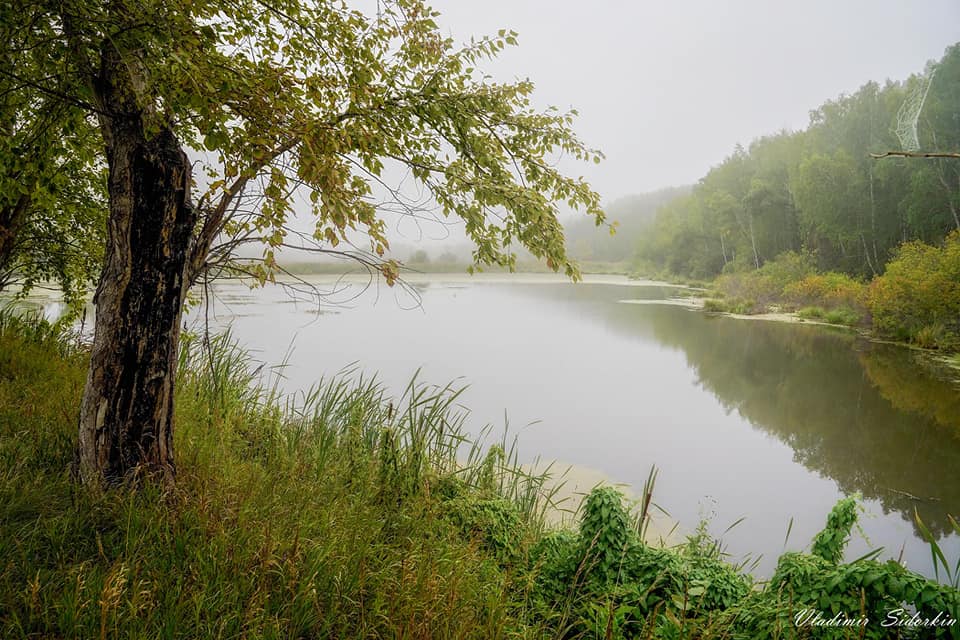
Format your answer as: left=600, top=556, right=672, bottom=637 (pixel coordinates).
left=605, top=296, right=960, bottom=538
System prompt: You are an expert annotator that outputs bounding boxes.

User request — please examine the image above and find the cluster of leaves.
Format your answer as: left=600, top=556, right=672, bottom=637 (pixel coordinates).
left=783, top=272, right=867, bottom=314
left=0, top=1, right=106, bottom=311
left=731, top=499, right=960, bottom=639
left=528, top=487, right=750, bottom=638
left=524, top=488, right=960, bottom=639
left=636, top=43, right=960, bottom=282
left=436, top=474, right=525, bottom=566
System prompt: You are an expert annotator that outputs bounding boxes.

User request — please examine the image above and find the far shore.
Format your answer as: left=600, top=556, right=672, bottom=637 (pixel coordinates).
left=618, top=296, right=852, bottom=330
left=620, top=295, right=960, bottom=382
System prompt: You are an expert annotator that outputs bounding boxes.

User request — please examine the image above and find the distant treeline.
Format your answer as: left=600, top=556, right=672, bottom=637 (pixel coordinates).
left=564, top=186, right=690, bottom=263
left=634, top=43, right=960, bottom=280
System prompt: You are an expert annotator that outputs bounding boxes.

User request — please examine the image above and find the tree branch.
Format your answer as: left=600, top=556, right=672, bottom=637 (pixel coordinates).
left=870, top=151, right=960, bottom=160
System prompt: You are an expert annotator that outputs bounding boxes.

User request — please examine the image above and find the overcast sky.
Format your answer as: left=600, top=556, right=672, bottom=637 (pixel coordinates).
left=425, top=0, right=960, bottom=204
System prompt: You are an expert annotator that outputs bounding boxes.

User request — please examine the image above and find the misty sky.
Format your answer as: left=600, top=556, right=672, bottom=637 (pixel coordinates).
left=427, top=0, right=959, bottom=203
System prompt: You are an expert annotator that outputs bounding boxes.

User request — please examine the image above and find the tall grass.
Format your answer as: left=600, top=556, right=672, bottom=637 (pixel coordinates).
left=0, top=318, right=560, bottom=638
left=2, top=312, right=959, bottom=639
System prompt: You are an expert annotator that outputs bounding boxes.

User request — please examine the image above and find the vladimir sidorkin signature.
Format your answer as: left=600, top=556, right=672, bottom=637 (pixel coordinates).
left=795, top=608, right=958, bottom=630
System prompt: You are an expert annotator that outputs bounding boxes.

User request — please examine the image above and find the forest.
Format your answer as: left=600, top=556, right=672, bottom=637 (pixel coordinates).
left=627, top=44, right=960, bottom=350
left=636, top=45, right=959, bottom=279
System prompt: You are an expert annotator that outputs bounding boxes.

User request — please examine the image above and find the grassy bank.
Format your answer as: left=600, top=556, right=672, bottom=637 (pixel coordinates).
left=0, top=314, right=552, bottom=638
left=1, top=313, right=959, bottom=638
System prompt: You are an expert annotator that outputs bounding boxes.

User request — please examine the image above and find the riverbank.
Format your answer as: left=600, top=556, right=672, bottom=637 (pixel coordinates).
left=632, top=242, right=960, bottom=365
left=620, top=295, right=858, bottom=329
left=2, top=313, right=958, bottom=638
left=623, top=289, right=960, bottom=390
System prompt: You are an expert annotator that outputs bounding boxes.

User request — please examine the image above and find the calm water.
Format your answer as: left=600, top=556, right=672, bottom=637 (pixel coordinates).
left=64, top=273, right=960, bottom=578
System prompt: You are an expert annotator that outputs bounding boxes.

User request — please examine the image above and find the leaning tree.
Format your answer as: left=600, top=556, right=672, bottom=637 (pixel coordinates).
left=15, top=0, right=605, bottom=485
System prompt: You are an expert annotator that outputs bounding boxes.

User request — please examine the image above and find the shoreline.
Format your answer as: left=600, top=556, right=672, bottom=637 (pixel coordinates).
left=619, top=296, right=855, bottom=330
left=620, top=296, right=960, bottom=382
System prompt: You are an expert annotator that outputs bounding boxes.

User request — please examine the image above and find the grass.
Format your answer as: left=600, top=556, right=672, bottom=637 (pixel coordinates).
left=797, top=305, right=827, bottom=320
left=702, top=297, right=756, bottom=315
left=823, top=307, right=861, bottom=327
left=2, top=311, right=959, bottom=639
left=0, top=315, right=558, bottom=639
left=797, top=306, right=862, bottom=327
left=702, top=298, right=728, bottom=313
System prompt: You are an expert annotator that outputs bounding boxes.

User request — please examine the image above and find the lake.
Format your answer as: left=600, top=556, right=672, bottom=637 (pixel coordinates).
left=33, top=272, right=960, bottom=579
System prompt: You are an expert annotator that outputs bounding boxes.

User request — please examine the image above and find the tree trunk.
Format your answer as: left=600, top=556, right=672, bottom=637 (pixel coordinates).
left=0, top=194, right=30, bottom=290
left=77, top=45, right=196, bottom=485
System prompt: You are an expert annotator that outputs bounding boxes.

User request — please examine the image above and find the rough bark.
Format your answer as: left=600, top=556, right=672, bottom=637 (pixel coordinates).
left=76, top=43, right=196, bottom=486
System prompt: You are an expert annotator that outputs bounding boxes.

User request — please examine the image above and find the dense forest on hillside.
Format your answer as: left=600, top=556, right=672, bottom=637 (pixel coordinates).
left=635, top=44, right=960, bottom=280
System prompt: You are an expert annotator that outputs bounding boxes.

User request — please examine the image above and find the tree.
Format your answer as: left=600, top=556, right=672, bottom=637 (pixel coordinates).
left=408, top=249, right=430, bottom=264
left=793, top=151, right=874, bottom=274
left=18, top=0, right=603, bottom=485
left=0, top=3, right=105, bottom=311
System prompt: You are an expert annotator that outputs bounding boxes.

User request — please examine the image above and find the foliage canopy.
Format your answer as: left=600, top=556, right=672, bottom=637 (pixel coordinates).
left=0, top=3, right=105, bottom=310
left=39, top=0, right=603, bottom=286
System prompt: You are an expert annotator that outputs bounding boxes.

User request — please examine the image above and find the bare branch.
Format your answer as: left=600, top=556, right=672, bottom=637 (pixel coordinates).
left=870, top=151, right=960, bottom=160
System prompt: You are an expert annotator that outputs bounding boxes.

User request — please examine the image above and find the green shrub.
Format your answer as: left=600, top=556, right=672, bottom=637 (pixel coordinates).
left=734, top=497, right=960, bottom=639
left=532, top=487, right=748, bottom=637
left=702, top=299, right=727, bottom=313
left=578, top=486, right=636, bottom=587
left=810, top=496, right=858, bottom=564
left=715, top=251, right=817, bottom=313
left=783, top=271, right=867, bottom=314
left=714, top=271, right=779, bottom=311
left=869, top=231, right=960, bottom=350
left=729, top=299, right=756, bottom=315
left=703, top=297, right=758, bottom=314
left=823, top=307, right=861, bottom=326
left=442, top=496, right=524, bottom=564
left=914, top=323, right=951, bottom=350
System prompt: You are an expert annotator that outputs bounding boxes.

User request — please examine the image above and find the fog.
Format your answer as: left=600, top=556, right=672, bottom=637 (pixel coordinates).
left=429, top=0, right=959, bottom=200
